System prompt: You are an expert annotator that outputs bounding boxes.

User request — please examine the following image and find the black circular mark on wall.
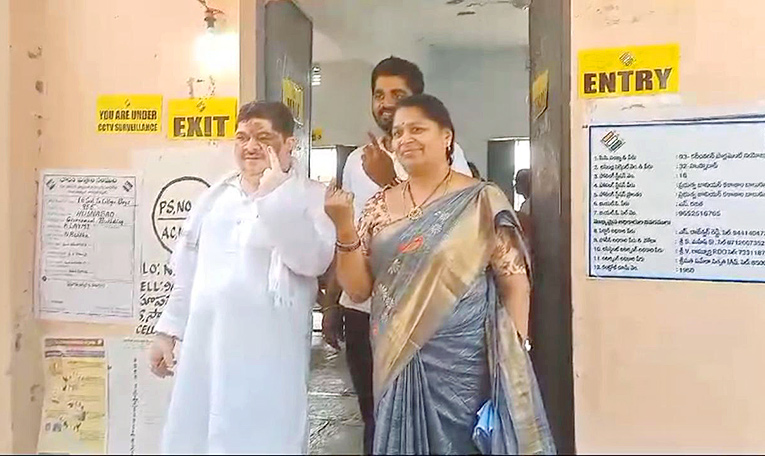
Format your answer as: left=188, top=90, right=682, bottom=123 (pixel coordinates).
left=151, top=176, right=210, bottom=254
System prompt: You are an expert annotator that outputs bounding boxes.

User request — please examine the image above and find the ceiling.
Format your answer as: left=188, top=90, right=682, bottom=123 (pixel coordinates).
left=294, top=0, right=529, bottom=64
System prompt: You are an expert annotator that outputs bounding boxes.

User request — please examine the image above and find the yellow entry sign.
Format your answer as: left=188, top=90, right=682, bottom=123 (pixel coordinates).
left=96, top=94, right=162, bottom=134
left=531, top=70, right=549, bottom=120
left=167, top=97, right=238, bottom=139
left=578, top=44, right=680, bottom=98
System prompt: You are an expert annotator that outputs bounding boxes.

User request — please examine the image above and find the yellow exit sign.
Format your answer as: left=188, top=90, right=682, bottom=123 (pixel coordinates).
left=167, top=97, right=238, bottom=139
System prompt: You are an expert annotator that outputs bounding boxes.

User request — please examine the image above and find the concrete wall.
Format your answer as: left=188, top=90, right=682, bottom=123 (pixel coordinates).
left=571, top=0, right=765, bottom=452
left=424, top=46, right=529, bottom=174
left=2, top=0, right=246, bottom=451
left=0, top=0, right=12, bottom=451
left=311, top=59, right=375, bottom=147
left=310, top=47, right=530, bottom=175
left=7, top=0, right=45, bottom=450
left=528, top=0, right=573, bottom=450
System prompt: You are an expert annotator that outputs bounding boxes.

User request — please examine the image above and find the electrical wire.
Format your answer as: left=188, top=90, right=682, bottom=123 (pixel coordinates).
left=196, top=0, right=224, bottom=16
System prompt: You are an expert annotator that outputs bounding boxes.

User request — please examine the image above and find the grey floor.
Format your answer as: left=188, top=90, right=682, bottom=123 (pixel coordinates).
left=308, top=312, right=364, bottom=455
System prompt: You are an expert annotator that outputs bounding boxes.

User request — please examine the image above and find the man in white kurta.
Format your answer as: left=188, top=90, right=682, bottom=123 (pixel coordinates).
left=149, top=101, right=335, bottom=454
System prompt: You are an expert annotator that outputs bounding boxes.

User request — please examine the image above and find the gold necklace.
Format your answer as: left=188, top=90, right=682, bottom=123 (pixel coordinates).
left=403, top=170, right=452, bottom=220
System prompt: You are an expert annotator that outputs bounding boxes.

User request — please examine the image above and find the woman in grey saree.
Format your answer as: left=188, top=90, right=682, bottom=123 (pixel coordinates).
left=325, top=94, right=555, bottom=455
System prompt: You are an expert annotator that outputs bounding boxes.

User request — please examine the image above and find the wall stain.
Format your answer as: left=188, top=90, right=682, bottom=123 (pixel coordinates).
left=27, top=47, right=42, bottom=59
left=595, top=2, right=622, bottom=26
left=29, top=384, right=42, bottom=403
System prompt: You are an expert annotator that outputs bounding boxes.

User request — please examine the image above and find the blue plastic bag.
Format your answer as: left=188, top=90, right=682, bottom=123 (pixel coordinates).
left=472, top=400, right=495, bottom=454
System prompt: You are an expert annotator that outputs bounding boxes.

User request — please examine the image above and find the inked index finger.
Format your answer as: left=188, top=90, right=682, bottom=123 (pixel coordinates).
left=367, top=132, right=381, bottom=152
left=266, top=146, right=281, bottom=170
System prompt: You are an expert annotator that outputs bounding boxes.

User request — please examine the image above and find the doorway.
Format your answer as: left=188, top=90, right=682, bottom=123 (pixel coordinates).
left=487, top=136, right=531, bottom=209
left=292, top=0, right=575, bottom=452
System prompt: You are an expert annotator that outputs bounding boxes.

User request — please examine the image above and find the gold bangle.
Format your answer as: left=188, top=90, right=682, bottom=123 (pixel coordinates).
left=336, top=238, right=361, bottom=252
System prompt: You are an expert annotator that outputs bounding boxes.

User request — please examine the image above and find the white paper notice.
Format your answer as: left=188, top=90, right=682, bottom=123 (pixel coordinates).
left=36, top=171, right=139, bottom=321
left=589, top=115, right=765, bottom=282
left=132, top=146, right=233, bottom=335
left=107, top=337, right=173, bottom=455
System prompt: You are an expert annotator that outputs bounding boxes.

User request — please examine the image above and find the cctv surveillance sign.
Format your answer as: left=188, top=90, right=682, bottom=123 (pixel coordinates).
left=96, top=95, right=162, bottom=134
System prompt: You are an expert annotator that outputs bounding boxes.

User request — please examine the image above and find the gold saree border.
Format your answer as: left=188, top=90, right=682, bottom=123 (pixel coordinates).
left=374, top=184, right=551, bottom=454
left=373, top=185, right=510, bottom=398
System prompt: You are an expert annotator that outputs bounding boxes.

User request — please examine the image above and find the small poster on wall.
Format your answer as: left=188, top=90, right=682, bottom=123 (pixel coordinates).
left=35, top=170, right=140, bottom=322
left=588, top=113, right=765, bottom=283
left=106, top=337, right=174, bottom=455
left=96, top=94, right=162, bottom=134
left=37, top=338, right=108, bottom=454
left=36, top=337, right=175, bottom=455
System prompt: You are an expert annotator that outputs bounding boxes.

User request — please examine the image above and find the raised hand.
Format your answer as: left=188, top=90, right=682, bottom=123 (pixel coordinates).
left=362, top=131, right=397, bottom=187
left=257, top=146, right=288, bottom=196
left=324, top=179, right=356, bottom=231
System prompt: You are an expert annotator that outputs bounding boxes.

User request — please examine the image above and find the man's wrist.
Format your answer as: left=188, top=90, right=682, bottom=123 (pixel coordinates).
left=155, top=331, right=178, bottom=343
left=320, top=291, right=341, bottom=311
left=323, top=304, right=342, bottom=312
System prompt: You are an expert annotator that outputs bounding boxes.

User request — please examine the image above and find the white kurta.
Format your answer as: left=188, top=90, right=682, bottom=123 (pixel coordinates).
left=155, top=172, right=335, bottom=454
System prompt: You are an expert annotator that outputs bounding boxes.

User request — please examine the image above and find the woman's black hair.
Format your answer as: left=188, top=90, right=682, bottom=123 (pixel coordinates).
left=395, top=94, right=455, bottom=164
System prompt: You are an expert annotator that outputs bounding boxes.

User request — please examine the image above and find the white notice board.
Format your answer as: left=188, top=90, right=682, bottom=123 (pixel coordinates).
left=107, top=337, right=173, bottom=455
left=36, top=170, right=140, bottom=321
left=132, top=146, right=233, bottom=336
left=588, top=115, right=765, bottom=283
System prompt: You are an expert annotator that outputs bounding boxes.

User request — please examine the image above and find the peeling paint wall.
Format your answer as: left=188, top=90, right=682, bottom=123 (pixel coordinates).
left=3, top=0, right=247, bottom=452
left=571, top=0, right=765, bottom=452
left=0, top=0, right=13, bottom=450
left=8, top=0, right=46, bottom=450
